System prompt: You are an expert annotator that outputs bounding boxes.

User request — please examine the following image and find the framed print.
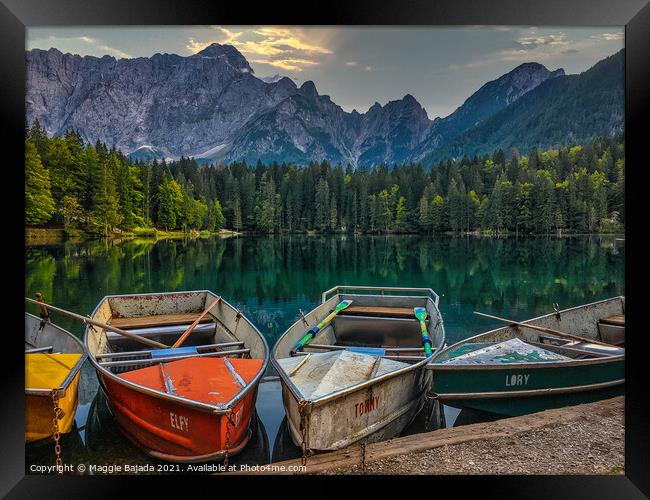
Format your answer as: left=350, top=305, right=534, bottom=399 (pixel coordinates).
left=2, top=0, right=647, bottom=496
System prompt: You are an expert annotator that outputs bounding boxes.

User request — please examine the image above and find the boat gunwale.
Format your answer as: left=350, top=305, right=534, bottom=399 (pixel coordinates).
left=427, top=296, right=626, bottom=371
left=271, top=286, right=446, bottom=408
left=25, top=312, right=88, bottom=398
left=432, top=377, right=625, bottom=400
left=84, top=290, right=270, bottom=414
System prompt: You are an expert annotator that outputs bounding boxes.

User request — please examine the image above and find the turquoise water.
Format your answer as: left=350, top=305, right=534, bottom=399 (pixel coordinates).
left=25, top=234, right=624, bottom=472
left=26, top=234, right=625, bottom=346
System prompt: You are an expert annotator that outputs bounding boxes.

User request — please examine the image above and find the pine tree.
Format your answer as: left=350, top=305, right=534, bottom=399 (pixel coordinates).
left=156, top=175, right=183, bottom=230
left=25, top=140, right=55, bottom=225
left=92, top=159, right=122, bottom=236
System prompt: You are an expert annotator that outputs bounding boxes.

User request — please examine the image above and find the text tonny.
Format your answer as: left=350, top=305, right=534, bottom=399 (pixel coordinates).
left=355, top=395, right=380, bottom=418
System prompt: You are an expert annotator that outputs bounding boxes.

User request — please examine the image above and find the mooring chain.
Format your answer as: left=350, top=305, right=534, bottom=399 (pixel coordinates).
left=50, top=389, right=64, bottom=474
left=424, top=390, right=437, bottom=431
left=223, top=410, right=235, bottom=469
left=298, top=400, right=310, bottom=467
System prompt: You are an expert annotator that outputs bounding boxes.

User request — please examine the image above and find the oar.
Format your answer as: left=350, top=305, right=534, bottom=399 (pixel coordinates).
left=172, top=296, right=221, bottom=348
left=473, top=311, right=616, bottom=348
left=25, top=297, right=168, bottom=349
left=414, top=307, right=433, bottom=356
left=291, top=299, right=353, bottom=354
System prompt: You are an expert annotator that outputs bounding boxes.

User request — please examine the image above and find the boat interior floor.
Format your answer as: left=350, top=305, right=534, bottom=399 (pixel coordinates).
left=278, top=350, right=409, bottom=400
left=119, top=357, right=264, bottom=405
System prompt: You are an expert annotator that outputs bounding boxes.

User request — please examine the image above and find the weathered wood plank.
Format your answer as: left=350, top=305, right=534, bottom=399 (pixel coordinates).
left=340, top=306, right=416, bottom=318
left=110, top=313, right=212, bottom=329
left=225, top=396, right=624, bottom=475
left=600, top=314, right=625, bottom=327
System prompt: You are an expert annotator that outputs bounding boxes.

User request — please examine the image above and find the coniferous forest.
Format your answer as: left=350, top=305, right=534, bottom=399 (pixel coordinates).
left=25, top=120, right=625, bottom=236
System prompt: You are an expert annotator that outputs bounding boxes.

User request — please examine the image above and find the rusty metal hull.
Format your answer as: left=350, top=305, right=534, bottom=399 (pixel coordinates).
left=84, top=290, right=269, bottom=462
left=428, top=296, right=625, bottom=416
left=101, top=375, right=257, bottom=462
left=25, top=313, right=87, bottom=443
left=281, top=365, right=431, bottom=450
left=272, top=286, right=445, bottom=451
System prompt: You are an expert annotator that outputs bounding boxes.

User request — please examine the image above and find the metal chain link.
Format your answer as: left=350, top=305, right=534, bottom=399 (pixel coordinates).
left=50, top=389, right=64, bottom=474
left=223, top=410, right=234, bottom=468
left=298, top=400, right=309, bottom=467
left=360, top=441, right=367, bottom=474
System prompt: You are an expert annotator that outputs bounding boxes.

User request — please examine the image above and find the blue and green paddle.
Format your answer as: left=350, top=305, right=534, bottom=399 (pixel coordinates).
left=414, top=307, right=433, bottom=356
left=292, top=299, right=353, bottom=354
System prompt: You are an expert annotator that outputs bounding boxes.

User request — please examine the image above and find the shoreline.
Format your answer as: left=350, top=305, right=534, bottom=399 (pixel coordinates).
left=230, top=397, right=624, bottom=475
left=25, top=226, right=242, bottom=246
left=25, top=226, right=624, bottom=246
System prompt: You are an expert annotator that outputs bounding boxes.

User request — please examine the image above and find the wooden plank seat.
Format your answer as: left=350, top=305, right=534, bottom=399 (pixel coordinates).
left=599, top=314, right=625, bottom=327
left=338, top=305, right=418, bottom=319
left=110, top=312, right=213, bottom=330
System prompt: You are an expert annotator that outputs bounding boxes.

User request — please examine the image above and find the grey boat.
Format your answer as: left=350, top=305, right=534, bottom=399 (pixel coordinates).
left=271, top=286, right=446, bottom=452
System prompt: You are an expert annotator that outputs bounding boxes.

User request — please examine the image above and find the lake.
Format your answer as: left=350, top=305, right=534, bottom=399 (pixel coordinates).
left=25, top=234, right=625, bottom=472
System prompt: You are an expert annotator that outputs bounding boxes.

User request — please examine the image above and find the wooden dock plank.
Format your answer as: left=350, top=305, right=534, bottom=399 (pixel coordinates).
left=225, top=396, right=624, bottom=475
left=340, top=306, right=416, bottom=318
left=110, top=312, right=212, bottom=329
left=600, top=314, right=625, bottom=327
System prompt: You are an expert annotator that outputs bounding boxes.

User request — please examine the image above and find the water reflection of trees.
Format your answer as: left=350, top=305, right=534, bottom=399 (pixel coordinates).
left=25, top=235, right=624, bottom=341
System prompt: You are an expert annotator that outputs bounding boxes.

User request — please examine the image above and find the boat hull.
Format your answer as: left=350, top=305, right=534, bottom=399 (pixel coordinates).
left=281, top=365, right=431, bottom=451
left=101, top=375, right=259, bottom=462
left=430, top=358, right=624, bottom=416
left=25, top=372, right=81, bottom=443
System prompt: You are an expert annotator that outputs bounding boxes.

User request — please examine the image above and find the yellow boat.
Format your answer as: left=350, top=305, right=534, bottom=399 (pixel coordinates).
left=25, top=312, right=87, bottom=443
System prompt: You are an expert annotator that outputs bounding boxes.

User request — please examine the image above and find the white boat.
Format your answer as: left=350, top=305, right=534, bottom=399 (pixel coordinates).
left=271, top=286, right=446, bottom=452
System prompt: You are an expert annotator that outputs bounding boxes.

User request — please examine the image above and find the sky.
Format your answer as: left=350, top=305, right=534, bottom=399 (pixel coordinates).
left=26, top=26, right=624, bottom=119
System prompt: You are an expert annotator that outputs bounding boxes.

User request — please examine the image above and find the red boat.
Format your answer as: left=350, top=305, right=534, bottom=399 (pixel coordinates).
left=84, top=291, right=268, bottom=463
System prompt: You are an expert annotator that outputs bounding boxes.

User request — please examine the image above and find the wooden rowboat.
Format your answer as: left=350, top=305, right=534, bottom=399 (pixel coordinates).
left=428, top=296, right=625, bottom=416
left=272, top=286, right=446, bottom=452
left=84, top=291, right=269, bottom=463
left=25, top=312, right=87, bottom=443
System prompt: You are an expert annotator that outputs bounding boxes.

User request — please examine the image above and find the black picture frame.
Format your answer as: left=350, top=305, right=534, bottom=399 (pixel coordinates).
left=2, top=0, right=647, bottom=497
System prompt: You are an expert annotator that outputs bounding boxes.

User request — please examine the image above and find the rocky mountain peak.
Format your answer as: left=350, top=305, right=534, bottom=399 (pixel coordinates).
left=299, top=80, right=319, bottom=99
left=194, top=43, right=252, bottom=73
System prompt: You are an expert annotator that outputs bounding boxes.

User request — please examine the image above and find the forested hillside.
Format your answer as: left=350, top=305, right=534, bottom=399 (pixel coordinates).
left=25, top=120, right=624, bottom=236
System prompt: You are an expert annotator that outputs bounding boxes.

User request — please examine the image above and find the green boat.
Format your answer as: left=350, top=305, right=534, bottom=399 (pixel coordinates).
left=428, top=297, right=625, bottom=416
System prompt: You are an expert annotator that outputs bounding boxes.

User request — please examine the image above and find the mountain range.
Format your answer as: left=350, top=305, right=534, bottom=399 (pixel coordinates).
left=26, top=44, right=624, bottom=167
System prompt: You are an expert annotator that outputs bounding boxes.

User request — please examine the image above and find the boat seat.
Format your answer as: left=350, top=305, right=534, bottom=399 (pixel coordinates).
left=149, top=346, right=199, bottom=359
left=25, top=346, right=55, bottom=354
left=110, top=312, right=213, bottom=330
left=599, top=314, right=625, bottom=327
left=339, top=305, right=419, bottom=319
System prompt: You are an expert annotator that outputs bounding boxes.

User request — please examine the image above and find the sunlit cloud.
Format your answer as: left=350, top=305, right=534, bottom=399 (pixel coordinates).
left=185, top=26, right=333, bottom=72
left=591, top=33, right=624, bottom=41
left=345, top=61, right=358, bottom=66
left=251, top=58, right=320, bottom=72
left=365, top=66, right=372, bottom=71
left=516, top=32, right=570, bottom=50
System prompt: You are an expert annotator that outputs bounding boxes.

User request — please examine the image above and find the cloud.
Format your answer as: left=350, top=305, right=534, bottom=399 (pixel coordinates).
left=345, top=61, right=358, bottom=66
left=561, top=48, right=580, bottom=54
left=516, top=32, right=570, bottom=50
left=251, top=58, right=319, bottom=72
left=32, top=35, right=132, bottom=58
left=186, top=26, right=333, bottom=72
left=591, top=33, right=624, bottom=41
left=365, top=66, right=372, bottom=71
